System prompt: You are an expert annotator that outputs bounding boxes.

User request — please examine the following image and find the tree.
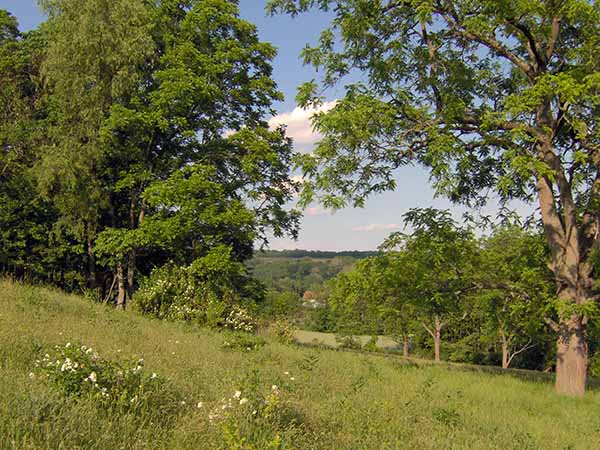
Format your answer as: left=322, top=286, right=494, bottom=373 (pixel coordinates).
left=476, top=226, right=553, bottom=369
left=268, top=0, right=600, bottom=395
left=33, top=0, right=299, bottom=308
left=382, top=208, right=477, bottom=362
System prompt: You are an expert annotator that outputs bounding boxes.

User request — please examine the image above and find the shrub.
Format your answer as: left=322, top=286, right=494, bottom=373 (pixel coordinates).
left=34, top=342, right=178, bottom=414
left=207, top=371, right=303, bottom=449
left=133, top=247, right=261, bottom=330
left=266, top=319, right=298, bottom=345
left=335, top=334, right=361, bottom=350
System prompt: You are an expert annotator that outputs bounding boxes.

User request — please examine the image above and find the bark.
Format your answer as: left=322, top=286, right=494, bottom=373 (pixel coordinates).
left=555, top=289, right=588, bottom=396
left=534, top=100, right=593, bottom=395
left=422, top=316, right=444, bottom=362
left=501, top=338, right=509, bottom=370
left=116, top=260, right=126, bottom=310
left=403, top=337, right=410, bottom=358
left=434, top=325, right=441, bottom=363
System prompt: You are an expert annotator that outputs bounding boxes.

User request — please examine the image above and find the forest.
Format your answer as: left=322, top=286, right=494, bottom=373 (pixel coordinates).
left=2, top=3, right=600, bottom=447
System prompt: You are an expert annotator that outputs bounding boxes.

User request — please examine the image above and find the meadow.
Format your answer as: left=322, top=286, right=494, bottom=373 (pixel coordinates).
left=1, top=278, right=599, bottom=450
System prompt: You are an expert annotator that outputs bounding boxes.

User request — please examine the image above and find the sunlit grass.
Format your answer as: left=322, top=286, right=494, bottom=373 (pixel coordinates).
left=1, top=278, right=599, bottom=449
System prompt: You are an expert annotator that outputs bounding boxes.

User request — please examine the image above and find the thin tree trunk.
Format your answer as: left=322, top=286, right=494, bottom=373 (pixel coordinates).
left=501, top=341, right=509, bottom=369
left=421, top=317, right=444, bottom=362
left=403, top=336, right=410, bottom=357
left=434, top=317, right=442, bottom=363
left=116, top=260, right=126, bottom=310
left=434, top=331, right=441, bottom=362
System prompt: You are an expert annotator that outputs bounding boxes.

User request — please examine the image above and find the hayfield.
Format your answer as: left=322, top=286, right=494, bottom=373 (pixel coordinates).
left=1, top=279, right=599, bottom=449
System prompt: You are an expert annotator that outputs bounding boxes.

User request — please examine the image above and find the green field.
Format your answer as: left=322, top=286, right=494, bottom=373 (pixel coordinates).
left=1, top=279, right=599, bottom=450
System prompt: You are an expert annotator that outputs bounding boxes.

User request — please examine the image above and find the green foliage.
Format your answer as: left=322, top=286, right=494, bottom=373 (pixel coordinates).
left=133, top=246, right=258, bottom=328
left=1, top=1, right=300, bottom=306
left=35, top=342, right=177, bottom=414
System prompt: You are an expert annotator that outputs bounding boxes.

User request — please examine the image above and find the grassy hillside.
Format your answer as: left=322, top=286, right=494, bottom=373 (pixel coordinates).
left=2, top=279, right=600, bottom=450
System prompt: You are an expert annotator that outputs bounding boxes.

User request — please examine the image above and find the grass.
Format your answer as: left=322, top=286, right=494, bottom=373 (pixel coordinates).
left=1, top=279, right=600, bottom=449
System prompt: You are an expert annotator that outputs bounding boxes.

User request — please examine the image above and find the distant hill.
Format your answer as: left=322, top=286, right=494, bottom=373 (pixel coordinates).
left=247, top=250, right=377, bottom=295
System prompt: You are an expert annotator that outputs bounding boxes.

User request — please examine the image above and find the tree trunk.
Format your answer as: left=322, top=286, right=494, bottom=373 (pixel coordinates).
left=555, top=313, right=588, bottom=397
left=434, top=317, right=442, bottom=363
left=499, top=329, right=510, bottom=369
left=501, top=341, right=509, bottom=369
left=403, top=337, right=410, bottom=357
left=116, top=260, right=126, bottom=310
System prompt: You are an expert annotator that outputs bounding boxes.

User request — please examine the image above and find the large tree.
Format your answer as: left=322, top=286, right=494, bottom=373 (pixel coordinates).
left=268, top=0, right=600, bottom=395
left=34, top=0, right=299, bottom=307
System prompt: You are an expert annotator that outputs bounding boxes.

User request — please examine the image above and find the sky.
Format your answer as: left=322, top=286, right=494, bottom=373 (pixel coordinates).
left=1, top=0, right=534, bottom=251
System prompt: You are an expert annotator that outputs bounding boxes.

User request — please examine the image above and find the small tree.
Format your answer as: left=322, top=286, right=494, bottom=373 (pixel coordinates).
left=382, top=208, right=477, bottom=362
left=476, top=226, right=553, bottom=369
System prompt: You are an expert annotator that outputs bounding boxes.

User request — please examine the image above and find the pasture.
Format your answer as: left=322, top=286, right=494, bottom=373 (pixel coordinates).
left=1, top=279, right=599, bottom=450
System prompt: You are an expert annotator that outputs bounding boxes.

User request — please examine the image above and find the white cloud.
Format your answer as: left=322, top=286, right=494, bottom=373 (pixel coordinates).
left=269, top=101, right=337, bottom=152
left=306, top=206, right=329, bottom=217
left=352, top=223, right=401, bottom=233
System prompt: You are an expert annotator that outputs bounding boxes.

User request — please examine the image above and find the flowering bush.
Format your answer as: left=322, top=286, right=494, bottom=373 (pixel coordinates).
left=134, top=250, right=260, bottom=332
left=34, top=342, right=177, bottom=412
left=223, top=305, right=256, bottom=333
left=266, top=319, right=297, bottom=345
left=207, top=371, right=303, bottom=448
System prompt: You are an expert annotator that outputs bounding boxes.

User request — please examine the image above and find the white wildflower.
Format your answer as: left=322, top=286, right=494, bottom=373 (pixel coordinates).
left=87, top=372, right=97, bottom=383
left=233, top=390, right=242, bottom=399
left=197, top=401, right=204, bottom=409
left=239, top=398, right=248, bottom=405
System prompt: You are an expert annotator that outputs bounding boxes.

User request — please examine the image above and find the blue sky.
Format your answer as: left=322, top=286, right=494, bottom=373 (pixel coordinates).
left=1, top=0, right=531, bottom=251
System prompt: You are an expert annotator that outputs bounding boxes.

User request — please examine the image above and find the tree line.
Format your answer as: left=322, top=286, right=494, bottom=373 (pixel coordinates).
left=318, top=208, right=582, bottom=372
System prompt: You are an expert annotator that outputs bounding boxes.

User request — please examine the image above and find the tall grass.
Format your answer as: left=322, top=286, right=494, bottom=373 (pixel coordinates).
left=1, top=278, right=599, bottom=449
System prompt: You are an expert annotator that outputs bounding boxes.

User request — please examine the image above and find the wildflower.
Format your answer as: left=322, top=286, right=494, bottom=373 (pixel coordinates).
left=197, top=401, right=204, bottom=409
left=271, top=385, right=278, bottom=392
left=290, top=377, right=295, bottom=381
left=239, top=398, right=248, bottom=405
left=180, top=401, right=186, bottom=406
left=87, top=372, right=97, bottom=383
left=151, top=372, right=157, bottom=379
left=252, top=410, right=257, bottom=416
left=284, top=371, right=289, bottom=375
left=233, top=390, right=242, bottom=399
left=65, top=342, right=71, bottom=348
left=29, top=372, right=35, bottom=380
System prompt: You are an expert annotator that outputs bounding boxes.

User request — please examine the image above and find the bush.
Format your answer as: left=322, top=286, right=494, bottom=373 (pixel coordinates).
left=335, top=335, right=361, bottom=350
left=134, top=249, right=259, bottom=331
left=266, top=319, right=298, bottom=345
left=206, top=370, right=303, bottom=449
left=34, top=342, right=178, bottom=414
